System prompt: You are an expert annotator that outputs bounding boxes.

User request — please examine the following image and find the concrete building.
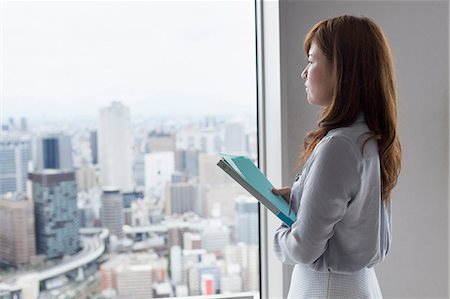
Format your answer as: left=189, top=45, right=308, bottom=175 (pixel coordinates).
left=201, top=221, right=230, bottom=253
left=144, top=151, right=174, bottom=198
left=116, top=265, right=153, bottom=299
left=165, top=182, right=201, bottom=216
left=235, top=195, right=259, bottom=245
left=100, top=188, right=124, bottom=239
left=224, top=121, right=246, bottom=155
left=98, top=101, right=133, bottom=191
left=0, top=193, right=36, bottom=266
left=100, top=253, right=166, bottom=299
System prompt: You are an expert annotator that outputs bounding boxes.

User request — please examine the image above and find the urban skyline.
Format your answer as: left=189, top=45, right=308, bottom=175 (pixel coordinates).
left=0, top=101, right=260, bottom=299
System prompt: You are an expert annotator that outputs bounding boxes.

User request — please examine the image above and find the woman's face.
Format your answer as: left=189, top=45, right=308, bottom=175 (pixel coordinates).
left=301, top=41, right=333, bottom=107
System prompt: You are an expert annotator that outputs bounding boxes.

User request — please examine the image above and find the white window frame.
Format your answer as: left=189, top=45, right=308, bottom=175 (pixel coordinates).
left=255, top=0, right=290, bottom=298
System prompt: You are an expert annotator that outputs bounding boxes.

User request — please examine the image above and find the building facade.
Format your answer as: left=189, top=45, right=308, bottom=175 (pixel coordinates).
left=30, top=170, right=80, bottom=259
left=0, top=136, right=31, bottom=195
left=0, top=194, right=36, bottom=266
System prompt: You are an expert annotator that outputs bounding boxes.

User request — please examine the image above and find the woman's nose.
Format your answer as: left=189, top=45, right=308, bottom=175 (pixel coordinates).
left=301, top=67, right=307, bottom=80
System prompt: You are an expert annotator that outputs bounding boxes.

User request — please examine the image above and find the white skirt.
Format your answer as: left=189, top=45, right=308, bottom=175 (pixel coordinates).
left=287, top=264, right=383, bottom=299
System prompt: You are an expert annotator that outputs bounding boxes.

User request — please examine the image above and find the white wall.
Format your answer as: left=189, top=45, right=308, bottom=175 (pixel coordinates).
left=279, top=1, right=449, bottom=298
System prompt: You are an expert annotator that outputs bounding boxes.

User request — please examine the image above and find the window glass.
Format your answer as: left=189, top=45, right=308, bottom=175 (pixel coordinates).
left=0, top=1, right=259, bottom=298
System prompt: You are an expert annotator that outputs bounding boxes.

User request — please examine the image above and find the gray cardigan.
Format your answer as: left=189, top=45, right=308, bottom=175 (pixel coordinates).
left=274, top=113, right=392, bottom=274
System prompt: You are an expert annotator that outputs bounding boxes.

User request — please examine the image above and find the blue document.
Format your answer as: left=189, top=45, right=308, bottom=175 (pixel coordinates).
left=217, top=153, right=296, bottom=226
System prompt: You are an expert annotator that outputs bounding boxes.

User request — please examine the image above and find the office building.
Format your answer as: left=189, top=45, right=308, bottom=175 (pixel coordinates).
left=199, top=154, right=232, bottom=186
left=100, top=187, right=124, bottom=239
left=116, top=265, right=153, bottom=299
left=175, top=127, right=222, bottom=155
left=100, top=253, right=165, bottom=298
left=98, top=101, right=133, bottom=191
left=30, top=170, right=80, bottom=259
left=165, top=182, right=201, bottom=216
left=90, top=131, right=98, bottom=165
left=147, top=132, right=175, bottom=152
left=183, top=232, right=202, bottom=250
left=201, top=221, right=230, bottom=253
left=225, top=244, right=259, bottom=292
left=75, top=164, right=98, bottom=192
left=221, top=274, right=242, bottom=293
left=144, top=151, right=174, bottom=198
left=34, top=133, right=73, bottom=170
left=224, top=121, right=246, bottom=155
left=123, top=191, right=144, bottom=208
left=133, top=153, right=146, bottom=188
left=170, top=246, right=183, bottom=286
left=175, top=149, right=199, bottom=178
left=0, top=193, right=36, bottom=266
left=203, top=184, right=246, bottom=219
left=0, top=136, right=31, bottom=195
left=235, top=195, right=259, bottom=245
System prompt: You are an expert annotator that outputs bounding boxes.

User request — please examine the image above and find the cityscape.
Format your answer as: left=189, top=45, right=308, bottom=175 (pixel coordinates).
left=0, top=101, right=260, bottom=299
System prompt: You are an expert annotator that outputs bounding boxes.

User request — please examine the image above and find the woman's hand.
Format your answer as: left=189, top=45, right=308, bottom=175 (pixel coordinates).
left=272, top=186, right=292, bottom=203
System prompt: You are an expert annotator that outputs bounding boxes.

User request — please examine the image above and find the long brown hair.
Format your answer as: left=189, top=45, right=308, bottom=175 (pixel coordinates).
left=301, top=15, right=401, bottom=205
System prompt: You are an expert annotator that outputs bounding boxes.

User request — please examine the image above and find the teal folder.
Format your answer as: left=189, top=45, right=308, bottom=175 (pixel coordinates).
left=217, top=153, right=296, bottom=227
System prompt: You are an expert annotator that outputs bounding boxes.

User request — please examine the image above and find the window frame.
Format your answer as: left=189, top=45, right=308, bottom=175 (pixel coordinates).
left=255, top=0, right=290, bottom=298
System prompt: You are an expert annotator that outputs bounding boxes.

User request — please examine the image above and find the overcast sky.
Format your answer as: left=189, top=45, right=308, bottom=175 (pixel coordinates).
left=0, top=0, right=256, bottom=121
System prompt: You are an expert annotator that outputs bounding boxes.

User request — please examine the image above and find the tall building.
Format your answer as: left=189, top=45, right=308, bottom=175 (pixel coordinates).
left=203, top=184, right=246, bottom=219
left=133, top=153, right=146, bottom=188
left=170, top=246, right=183, bottom=286
left=224, top=121, right=246, bottom=155
left=235, top=196, right=259, bottom=245
left=165, top=182, right=201, bottom=216
left=144, top=151, right=174, bottom=198
left=75, top=164, right=98, bottom=192
left=30, top=170, right=80, bottom=259
left=100, top=187, right=124, bottom=239
left=175, top=149, right=199, bottom=178
left=0, top=193, right=36, bottom=266
left=198, top=154, right=231, bottom=186
left=35, top=133, right=73, bottom=170
left=98, top=101, right=133, bottom=191
left=0, top=136, right=31, bottom=195
left=90, top=131, right=98, bottom=165
left=225, top=244, right=259, bottom=292
left=201, top=221, right=230, bottom=253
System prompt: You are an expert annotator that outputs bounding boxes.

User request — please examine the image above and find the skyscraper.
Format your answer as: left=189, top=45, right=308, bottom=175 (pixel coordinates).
left=224, top=121, right=246, bottom=155
left=0, top=193, right=36, bottom=266
left=100, top=187, right=124, bottom=239
left=90, top=131, right=98, bottom=165
left=34, top=133, right=73, bottom=170
left=98, top=101, right=133, bottom=191
left=30, top=170, right=80, bottom=259
left=235, top=195, right=259, bottom=245
left=165, top=182, right=201, bottom=216
left=144, top=151, right=174, bottom=198
left=0, top=136, right=31, bottom=195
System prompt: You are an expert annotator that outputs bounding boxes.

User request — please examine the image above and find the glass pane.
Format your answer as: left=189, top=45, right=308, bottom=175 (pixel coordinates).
left=0, top=1, right=259, bottom=298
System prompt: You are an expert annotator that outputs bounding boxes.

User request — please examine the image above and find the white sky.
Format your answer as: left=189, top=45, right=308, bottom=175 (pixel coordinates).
left=0, top=0, right=257, bottom=121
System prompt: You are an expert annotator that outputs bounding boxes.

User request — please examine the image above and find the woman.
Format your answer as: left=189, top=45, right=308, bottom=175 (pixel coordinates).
left=272, top=15, right=402, bottom=298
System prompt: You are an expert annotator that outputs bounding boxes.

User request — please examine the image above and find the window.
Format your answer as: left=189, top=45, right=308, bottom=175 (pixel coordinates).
left=0, top=1, right=259, bottom=298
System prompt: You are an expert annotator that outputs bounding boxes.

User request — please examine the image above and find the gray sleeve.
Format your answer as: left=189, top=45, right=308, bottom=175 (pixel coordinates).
left=273, top=136, right=361, bottom=265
